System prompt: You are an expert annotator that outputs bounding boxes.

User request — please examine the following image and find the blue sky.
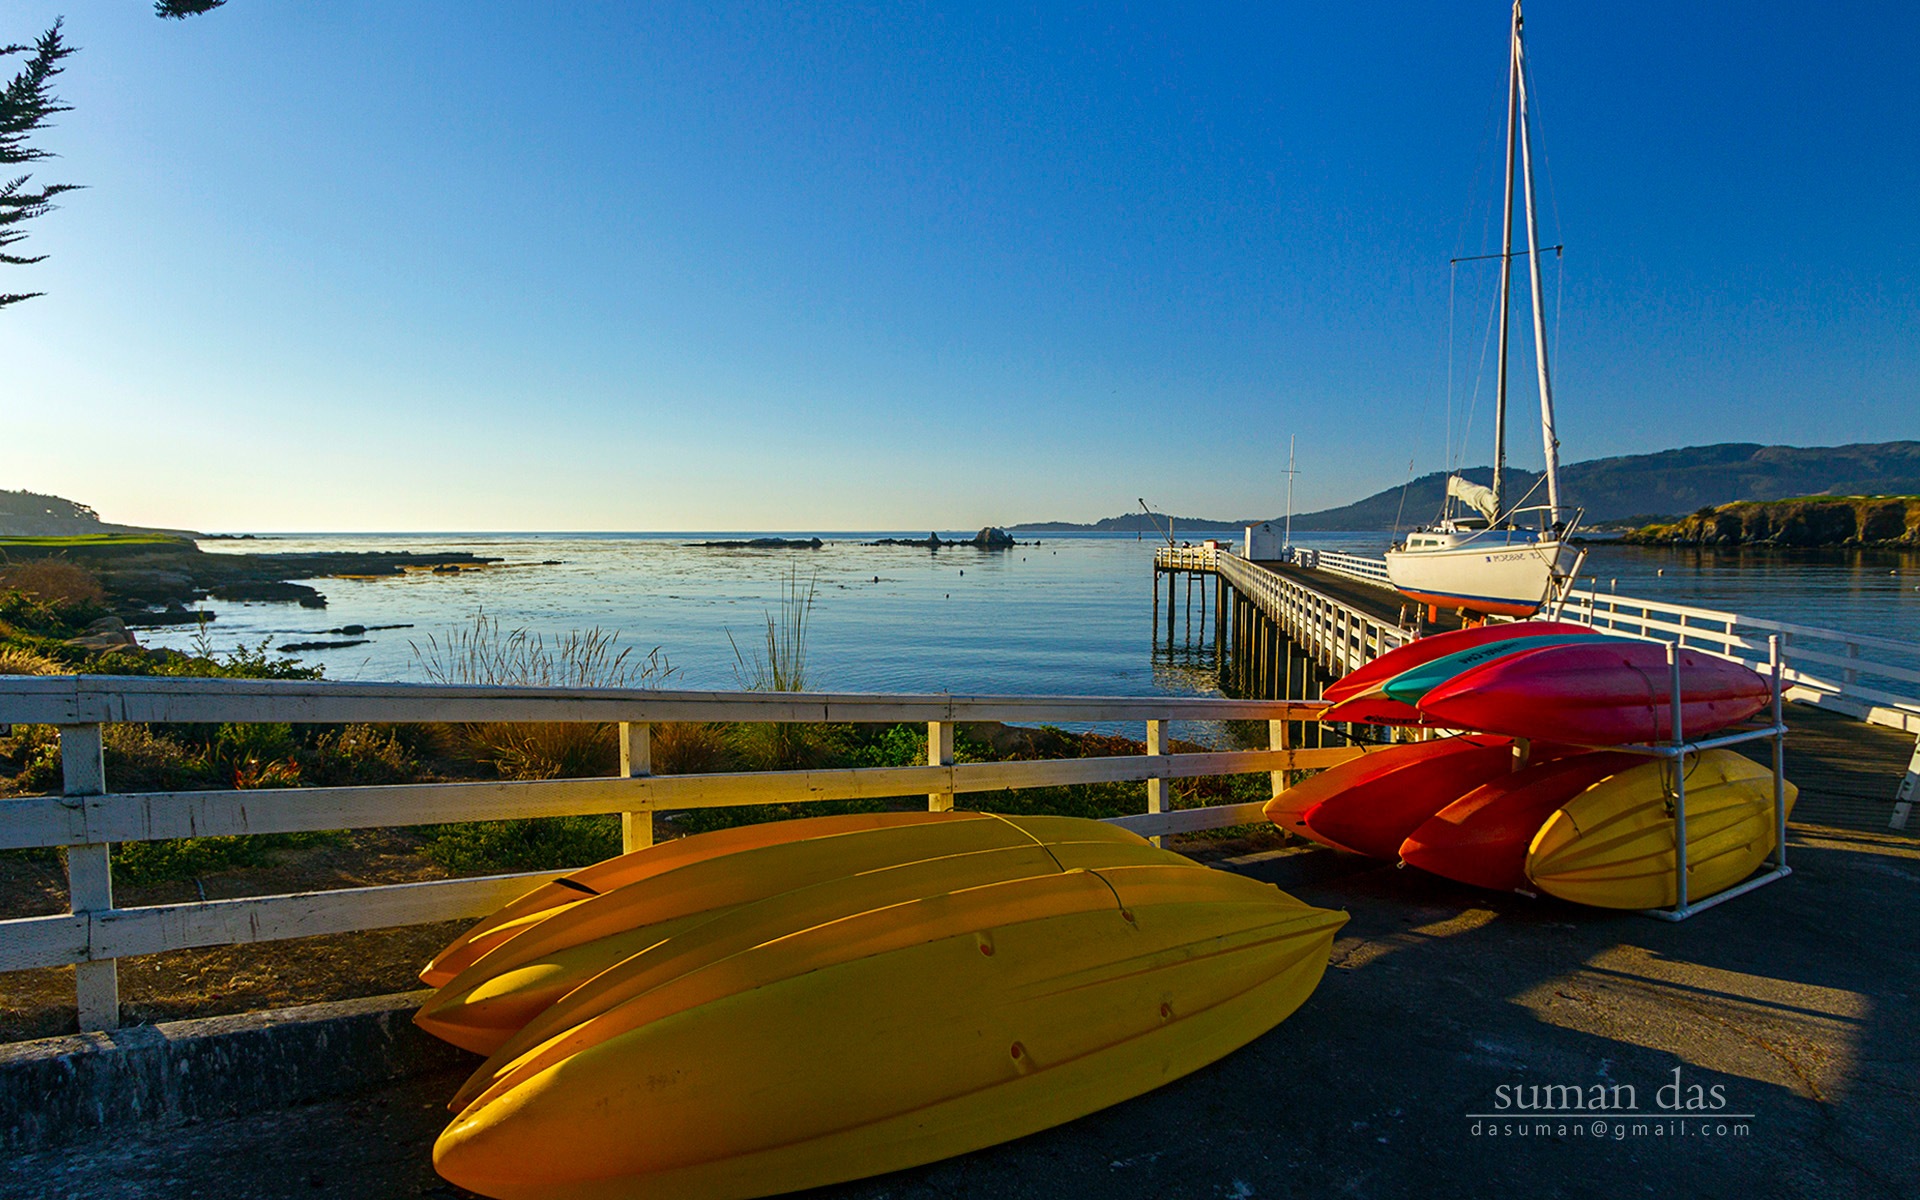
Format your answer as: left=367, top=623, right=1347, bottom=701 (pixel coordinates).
left=4, top=1, right=1915, bottom=531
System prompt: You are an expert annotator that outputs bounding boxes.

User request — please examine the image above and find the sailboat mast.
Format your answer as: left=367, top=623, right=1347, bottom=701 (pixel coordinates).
left=1491, top=1, right=1521, bottom=522
left=1284, top=435, right=1295, bottom=551
left=1514, top=11, right=1563, bottom=527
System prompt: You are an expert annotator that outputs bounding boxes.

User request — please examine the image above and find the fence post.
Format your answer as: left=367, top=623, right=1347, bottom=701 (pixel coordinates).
left=1269, top=716, right=1291, bottom=800
left=928, top=720, right=955, bottom=811
left=618, top=721, right=653, bottom=853
left=60, top=723, right=118, bottom=1032
left=1146, top=719, right=1168, bottom=847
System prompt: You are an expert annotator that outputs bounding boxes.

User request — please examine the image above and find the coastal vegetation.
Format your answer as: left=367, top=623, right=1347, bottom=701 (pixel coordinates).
left=1625, top=495, right=1920, bottom=547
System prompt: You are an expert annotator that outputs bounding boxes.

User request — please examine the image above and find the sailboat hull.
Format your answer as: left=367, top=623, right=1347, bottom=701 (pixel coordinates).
left=1384, top=538, right=1571, bottom=617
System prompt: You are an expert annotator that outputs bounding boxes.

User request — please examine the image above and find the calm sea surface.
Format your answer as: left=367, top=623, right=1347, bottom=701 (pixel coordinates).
left=141, top=532, right=1920, bottom=701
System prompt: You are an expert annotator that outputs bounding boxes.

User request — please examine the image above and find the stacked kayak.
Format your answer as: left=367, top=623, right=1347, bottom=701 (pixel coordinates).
left=1279, top=622, right=1793, bottom=910
left=1320, top=621, right=1773, bottom=740
left=1263, top=735, right=1558, bottom=860
left=419, top=810, right=1348, bottom=1200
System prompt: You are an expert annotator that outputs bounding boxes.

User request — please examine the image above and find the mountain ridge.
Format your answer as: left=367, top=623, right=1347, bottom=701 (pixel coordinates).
left=1009, top=441, right=1920, bottom=533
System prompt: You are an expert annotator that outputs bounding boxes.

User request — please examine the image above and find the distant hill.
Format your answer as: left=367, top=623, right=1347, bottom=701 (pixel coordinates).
left=1290, top=442, right=1920, bottom=530
left=1016, top=442, right=1920, bottom=534
left=1012, top=512, right=1262, bottom=533
left=0, top=490, right=202, bottom=539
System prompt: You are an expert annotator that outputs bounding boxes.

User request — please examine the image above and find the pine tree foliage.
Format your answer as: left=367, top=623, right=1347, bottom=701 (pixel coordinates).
left=0, top=20, right=78, bottom=310
left=155, top=1, right=227, bottom=18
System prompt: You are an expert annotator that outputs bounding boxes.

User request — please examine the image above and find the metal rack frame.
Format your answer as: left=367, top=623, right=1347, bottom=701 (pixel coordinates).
left=1594, top=635, right=1793, bottom=921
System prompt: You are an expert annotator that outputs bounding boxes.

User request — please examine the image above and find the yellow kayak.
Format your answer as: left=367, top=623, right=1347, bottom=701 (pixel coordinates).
left=434, top=861, right=1345, bottom=1200
left=417, top=813, right=1163, bottom=1054
left=421, top=810, right=981, bottom=987
left=1525, top=750, right=1796, bottom=909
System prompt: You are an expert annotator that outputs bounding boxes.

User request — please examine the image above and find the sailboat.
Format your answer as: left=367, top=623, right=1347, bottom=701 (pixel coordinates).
left=1386, top=0, right=1583, bottom=620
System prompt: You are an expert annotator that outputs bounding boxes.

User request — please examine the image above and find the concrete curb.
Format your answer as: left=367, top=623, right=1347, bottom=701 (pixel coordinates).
left=0, top=990, right=475, bottom=1153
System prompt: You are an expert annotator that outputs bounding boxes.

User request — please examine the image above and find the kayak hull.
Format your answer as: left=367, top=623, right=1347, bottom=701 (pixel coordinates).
left=1398, top=751, right=1641, bottom=891
left=1300, top=737, right=1530, bottom=860
left=1525, top=750, right=1798, bottom=909
left=422, top=810, right=976, bottom=987
left=434, top=863, right=1346, bottom=1200
left=1418, top=642, right=1772, bottom=745
left=1322, top=620, right=1594, bottom=705
left=417, top=813, right=1156, bottom=1054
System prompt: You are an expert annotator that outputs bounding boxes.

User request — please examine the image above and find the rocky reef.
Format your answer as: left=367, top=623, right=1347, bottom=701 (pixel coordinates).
left=1625, top=496, right=1920, bottom=546
left=690, top=537, right=825, bottom=549
left=869, top=527, right=1018, bottom=549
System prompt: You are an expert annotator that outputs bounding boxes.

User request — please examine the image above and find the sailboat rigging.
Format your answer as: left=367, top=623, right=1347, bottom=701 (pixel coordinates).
left=1385, top=0, right=1584, bottom=620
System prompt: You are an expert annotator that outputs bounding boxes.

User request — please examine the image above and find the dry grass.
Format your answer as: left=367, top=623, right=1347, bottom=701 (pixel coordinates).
left=0, top=559, right=106, bottom=606
left=652, top=721, right=731, bottom=774
left=0, top=645, right=62, bottom=675
left=410, top=613, right=675, bottom=780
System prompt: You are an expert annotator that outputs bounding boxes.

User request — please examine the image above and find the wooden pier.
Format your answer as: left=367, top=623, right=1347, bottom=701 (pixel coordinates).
left=1154, top=544, right=1920, bottom=835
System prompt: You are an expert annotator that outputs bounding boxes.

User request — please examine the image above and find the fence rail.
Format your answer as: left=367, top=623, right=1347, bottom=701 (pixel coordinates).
left=0, top=674, right=1354, bottom=1032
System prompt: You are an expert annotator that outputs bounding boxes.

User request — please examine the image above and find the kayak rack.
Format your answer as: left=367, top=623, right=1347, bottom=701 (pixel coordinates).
left=1609, top=635, right=1793, bottom=922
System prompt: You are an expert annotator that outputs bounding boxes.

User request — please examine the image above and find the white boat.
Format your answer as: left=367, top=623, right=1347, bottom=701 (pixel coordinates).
left=1386, top=0, right=1582, bottom=620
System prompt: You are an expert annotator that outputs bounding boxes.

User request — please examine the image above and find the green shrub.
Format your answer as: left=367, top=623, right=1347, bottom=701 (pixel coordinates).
left=109, top=831, right=337, bottom=886
left=419, top=815, right=621, bottom=874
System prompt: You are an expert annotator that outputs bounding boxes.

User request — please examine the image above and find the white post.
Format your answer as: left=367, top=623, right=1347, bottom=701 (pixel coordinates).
left=619, top=721, right=653, bottom=853
left=1668, top=644, right=1689, bottom=914
left=1269, top=717, right=1291, bottom=802
left=60, top=723, right=119, bottom=1031
left=1146, top=719, right=1168, bottom=847
left=1892, top=738, right=1919, bottom=833
left=1770, top=636, right=1789, bottom=867
left=927, top=720, right=955, bottom=812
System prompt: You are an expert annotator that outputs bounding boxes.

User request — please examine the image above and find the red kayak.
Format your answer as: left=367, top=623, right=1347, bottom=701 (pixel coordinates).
left=1321, top=692, right=1426, bottom=726
left=1398, top=750, right=1642, bottom=892
left=1297, top=735, right=1538, bottom=859
left=1259, top=741, right=1428, bottom=840
left=1416, top=642, right=1772, bottom=745
left=1322, top=620, right=1595, bottom=705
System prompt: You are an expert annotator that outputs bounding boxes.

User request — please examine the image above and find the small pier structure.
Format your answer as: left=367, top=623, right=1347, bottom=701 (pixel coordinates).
left=1155, top=543, right=1920, bottom=834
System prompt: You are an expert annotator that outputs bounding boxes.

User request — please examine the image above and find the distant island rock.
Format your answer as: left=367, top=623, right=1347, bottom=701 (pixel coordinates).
left=868, top=528, right=1020, bottom=549
left=689, top=537, right=825, bottom=549
left=1626, top=496, right=1920, bottom=547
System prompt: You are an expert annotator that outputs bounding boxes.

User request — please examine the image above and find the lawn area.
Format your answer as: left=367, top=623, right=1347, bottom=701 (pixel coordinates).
left=0, top=533, right=190, bottom=549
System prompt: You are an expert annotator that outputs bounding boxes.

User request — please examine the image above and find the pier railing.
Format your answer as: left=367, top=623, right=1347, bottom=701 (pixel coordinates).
left=1211, top=551, right=1414, bottom=675
left=1304, top=549, right=1395, bottom=587
left=0, top=674, right=1359, bottom=1033
left=1156, top=544, right=1920, bottom=734
left=1154, top=546, right=1218, bottom=572
left=1560, top=586, right=1920, bottom=733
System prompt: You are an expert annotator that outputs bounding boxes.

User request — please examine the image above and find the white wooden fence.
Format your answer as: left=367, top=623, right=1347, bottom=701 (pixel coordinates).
left=0, top=674, right=1356, bottom=1033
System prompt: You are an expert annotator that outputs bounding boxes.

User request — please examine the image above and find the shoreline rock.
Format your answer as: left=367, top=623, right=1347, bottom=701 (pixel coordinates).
left=1626, top=496, right=1920, bottom=547
left=211, top=581, right=328, bottom=608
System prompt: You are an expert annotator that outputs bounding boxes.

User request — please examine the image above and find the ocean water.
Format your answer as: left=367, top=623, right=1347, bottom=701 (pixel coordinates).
left=139, top=531, right=1920, bottom=699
